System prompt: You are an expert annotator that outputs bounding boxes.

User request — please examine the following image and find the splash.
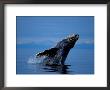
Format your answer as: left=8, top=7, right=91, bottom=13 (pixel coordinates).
left=27, top=56, right=45, bottom=64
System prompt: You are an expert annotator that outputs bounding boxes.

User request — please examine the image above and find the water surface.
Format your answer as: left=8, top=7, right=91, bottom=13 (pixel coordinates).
left=16, top=44, right=94, bottom=74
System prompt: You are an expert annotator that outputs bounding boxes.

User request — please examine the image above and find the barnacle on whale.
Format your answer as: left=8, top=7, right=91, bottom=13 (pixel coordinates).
left=36, top=34, right=79, bottom=66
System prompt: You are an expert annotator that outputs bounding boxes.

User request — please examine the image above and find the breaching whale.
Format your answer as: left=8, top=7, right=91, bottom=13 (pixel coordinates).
left=36, top=34, right=79, bottom=66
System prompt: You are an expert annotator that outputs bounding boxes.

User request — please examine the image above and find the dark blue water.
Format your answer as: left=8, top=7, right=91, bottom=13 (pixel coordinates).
left=16, top=44, right=94, bottom=74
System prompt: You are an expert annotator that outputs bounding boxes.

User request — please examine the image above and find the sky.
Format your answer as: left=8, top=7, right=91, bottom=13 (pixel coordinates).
left=16, top=16, right=94, bottom=49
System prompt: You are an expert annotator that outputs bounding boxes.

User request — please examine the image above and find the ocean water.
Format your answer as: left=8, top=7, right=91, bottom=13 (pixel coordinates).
left=16, top=44, right=94, bottom=74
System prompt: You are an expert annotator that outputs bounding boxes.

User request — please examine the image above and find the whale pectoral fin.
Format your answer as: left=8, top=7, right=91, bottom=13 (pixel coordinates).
left=36, top=52, right=45, bottom=57
left=36, top=50, right=50, bottom=57
left=36, top=48, right=59, bottom=57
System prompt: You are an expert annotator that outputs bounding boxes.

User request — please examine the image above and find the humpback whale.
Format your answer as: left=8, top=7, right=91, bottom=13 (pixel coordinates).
left=36, top=34, right=79, bottom=66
